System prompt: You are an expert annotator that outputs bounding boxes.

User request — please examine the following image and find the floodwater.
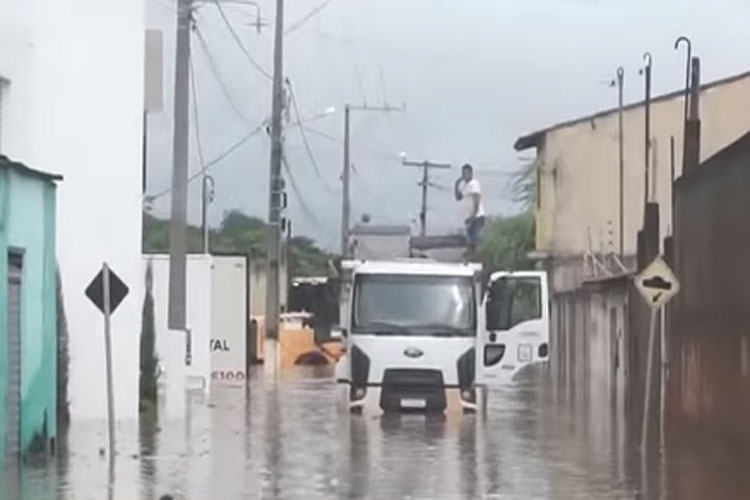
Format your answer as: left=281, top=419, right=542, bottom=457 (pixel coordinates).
left=4, top=366, right=750, bottom=500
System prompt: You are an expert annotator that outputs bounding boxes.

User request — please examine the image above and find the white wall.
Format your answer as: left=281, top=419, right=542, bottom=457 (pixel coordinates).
left=0, top=0, right=145, bottom=420
left=146, top=255, right=212, bottom=406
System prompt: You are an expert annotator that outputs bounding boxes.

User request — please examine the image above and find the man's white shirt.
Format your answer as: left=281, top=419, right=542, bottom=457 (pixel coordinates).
left=461, top=179, right=485, bottom=219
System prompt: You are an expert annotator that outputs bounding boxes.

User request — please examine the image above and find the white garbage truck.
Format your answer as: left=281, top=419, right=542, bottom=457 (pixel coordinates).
left=334, top=228, right=549, bottom=415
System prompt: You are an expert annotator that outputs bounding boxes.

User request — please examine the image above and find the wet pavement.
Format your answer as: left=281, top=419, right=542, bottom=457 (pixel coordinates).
left=4, top=366, right=750, bottom=499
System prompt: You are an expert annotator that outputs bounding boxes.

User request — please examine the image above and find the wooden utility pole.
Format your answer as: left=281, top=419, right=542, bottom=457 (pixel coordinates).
left=402, top=158, right=451, bottom=237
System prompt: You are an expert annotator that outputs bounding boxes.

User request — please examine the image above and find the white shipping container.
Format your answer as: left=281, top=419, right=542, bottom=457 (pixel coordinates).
left=210, top=256, right=248, bottom=386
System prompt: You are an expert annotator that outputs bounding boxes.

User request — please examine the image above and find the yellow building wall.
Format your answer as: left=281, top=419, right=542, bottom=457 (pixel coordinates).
left=535, top=73, right=750, bottom=259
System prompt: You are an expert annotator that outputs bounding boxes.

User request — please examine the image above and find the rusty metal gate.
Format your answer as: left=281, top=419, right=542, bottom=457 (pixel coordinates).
left=5, top=254, right=23, bottom=461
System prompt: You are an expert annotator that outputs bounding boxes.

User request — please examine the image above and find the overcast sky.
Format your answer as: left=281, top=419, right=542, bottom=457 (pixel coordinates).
left=145, top=0, right=750, bottom=250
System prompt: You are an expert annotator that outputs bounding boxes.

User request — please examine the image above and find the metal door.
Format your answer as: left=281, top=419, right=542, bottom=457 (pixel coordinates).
left=5, top=254, right=22, bottom=461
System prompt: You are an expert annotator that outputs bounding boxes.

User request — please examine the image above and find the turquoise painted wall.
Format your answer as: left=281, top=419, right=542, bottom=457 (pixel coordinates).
left=0, top=166, right=58, bottom=460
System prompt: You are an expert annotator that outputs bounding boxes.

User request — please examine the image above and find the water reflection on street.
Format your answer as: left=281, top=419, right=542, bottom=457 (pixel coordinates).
left=6, top=366, right=750, bottom=499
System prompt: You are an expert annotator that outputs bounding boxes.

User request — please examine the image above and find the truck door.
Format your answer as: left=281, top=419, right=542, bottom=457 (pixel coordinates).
left=478, top=271, right=550, bottom=385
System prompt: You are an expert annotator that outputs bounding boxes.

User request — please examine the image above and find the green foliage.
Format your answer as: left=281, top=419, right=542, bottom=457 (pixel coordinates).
left=139, top=261, right=159, bottom=415
left=56, top=266, right=70, bottom=427
left=287, top=236, right=331, bottom=278
left=480, top=212, right=535, bottom=272
left=510, top=159, right=537, bottom=212
left=142, top=209, right=332, bottom=277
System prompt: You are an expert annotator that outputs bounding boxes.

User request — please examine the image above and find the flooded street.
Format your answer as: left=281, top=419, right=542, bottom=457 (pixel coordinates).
left=5, top=366, right=750, bottom=500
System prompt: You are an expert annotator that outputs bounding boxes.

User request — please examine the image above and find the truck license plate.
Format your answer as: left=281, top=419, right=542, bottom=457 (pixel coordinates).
left=401, top=398, right=426, bottom=409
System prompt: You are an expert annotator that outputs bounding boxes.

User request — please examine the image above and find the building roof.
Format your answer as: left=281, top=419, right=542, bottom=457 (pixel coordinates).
left=514, top=69, right=750, bottom=151
left=351, top=224, right=411, bottom=236
left=0, top=155, right=63, bottom=182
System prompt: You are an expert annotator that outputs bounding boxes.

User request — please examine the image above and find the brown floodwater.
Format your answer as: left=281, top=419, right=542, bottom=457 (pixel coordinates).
left=4, top=365, right=750, bottom=499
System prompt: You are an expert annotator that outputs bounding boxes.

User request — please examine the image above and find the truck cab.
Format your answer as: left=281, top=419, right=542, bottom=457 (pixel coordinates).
left=335, top=259, right=484, bottom=414
left=335, top=262, right=550, bottom=415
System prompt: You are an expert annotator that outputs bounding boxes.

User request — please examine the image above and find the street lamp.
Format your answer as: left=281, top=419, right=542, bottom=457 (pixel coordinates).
left=296, top=106, right=336, bottom=126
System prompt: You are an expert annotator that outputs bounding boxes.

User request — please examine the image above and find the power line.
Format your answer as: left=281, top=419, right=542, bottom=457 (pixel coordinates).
left=302, top=125, right=401, bottom=162
left=302, top=125, right=516, bottom=177
left=285, top=80, right=337, bottom=193
left=189, top=54, right=207, bottom=169
left=146, top=122, right=265, bottom=202
left=212, top=0, right=272, bottom=80
left=284, top=0, right=336, bottom=37
left=281, top=153, right=323, bottom=227
left=194, top=24, right=251, bottom=123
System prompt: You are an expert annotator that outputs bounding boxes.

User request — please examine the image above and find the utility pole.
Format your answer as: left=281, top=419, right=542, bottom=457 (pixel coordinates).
left=341, top=105, right=351, bottom=257
left=616, top=66, right=625, bottom=258
left=265, top=0, right=285, bottom=364
left=168, top=0, right=192, bottom=329
left=340, top=103, right=404, bottom=257
left=402, top=158, right=451, bottom=237
left=642, top=53, right=653, bottom=209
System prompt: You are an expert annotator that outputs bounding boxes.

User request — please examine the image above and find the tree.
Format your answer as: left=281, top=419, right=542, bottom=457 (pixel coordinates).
left=480, top=212, right=535, bottom=272
left=139, top=260, right=159, bottom=415
left=478, top=156, right=539, bottom=271
left=510, top=158, right=537, bottom=212
left=142, top=209, right=332, bottom=277
left=56, top=267, right=70, bottom=427
left=287, top=236, right=331, bottom=277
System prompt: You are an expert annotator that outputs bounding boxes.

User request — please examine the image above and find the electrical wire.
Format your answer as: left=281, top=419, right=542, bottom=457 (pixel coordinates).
left=301, top=125, right=401, bottom=162
left=194, top=25, right=251, bottom=124
left=212, top=0, right=272, bottom=80
left=189, top=55, right=207, bottom=170
left=284, top=0, right=336, bottom=37
left=146, top=122, right=266, bottom=202
left=281, top=153, right=323, bottom=228
left=285, top=81, right=337, bottom=193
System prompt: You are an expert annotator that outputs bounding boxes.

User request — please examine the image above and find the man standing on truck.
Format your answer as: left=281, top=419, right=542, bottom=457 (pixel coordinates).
left=454, top=163, right=485, bottom=260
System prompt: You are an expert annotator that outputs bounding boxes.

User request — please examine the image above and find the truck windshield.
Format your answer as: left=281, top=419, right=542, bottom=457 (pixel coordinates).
left=352, top=274, right=475, bottom=335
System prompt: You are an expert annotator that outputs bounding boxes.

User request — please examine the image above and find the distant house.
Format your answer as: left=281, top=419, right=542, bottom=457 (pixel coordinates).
left=0, top=155, right=61, bottom=460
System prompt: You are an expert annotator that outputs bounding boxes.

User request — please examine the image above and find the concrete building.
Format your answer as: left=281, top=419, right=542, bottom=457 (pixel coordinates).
left=669, top=130, right=750, bottom=446
left=515, top=69, right=750, bottom=438
left=0, top=0, right=145, bottom=420
left=515, top=69, right=750, bottom=292
left=0, top=156, right=60, bottom=460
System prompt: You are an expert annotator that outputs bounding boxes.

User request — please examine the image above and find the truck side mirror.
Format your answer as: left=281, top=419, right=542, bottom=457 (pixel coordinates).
left=486, top=295, right=502, bottom=331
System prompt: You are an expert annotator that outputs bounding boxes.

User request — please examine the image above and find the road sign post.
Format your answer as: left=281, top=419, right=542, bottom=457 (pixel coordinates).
left=102, top=264, right=115, bottom=462
left=85, top=263, right=129, bottom=461
left=634, top=256, right=680, bottom=460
